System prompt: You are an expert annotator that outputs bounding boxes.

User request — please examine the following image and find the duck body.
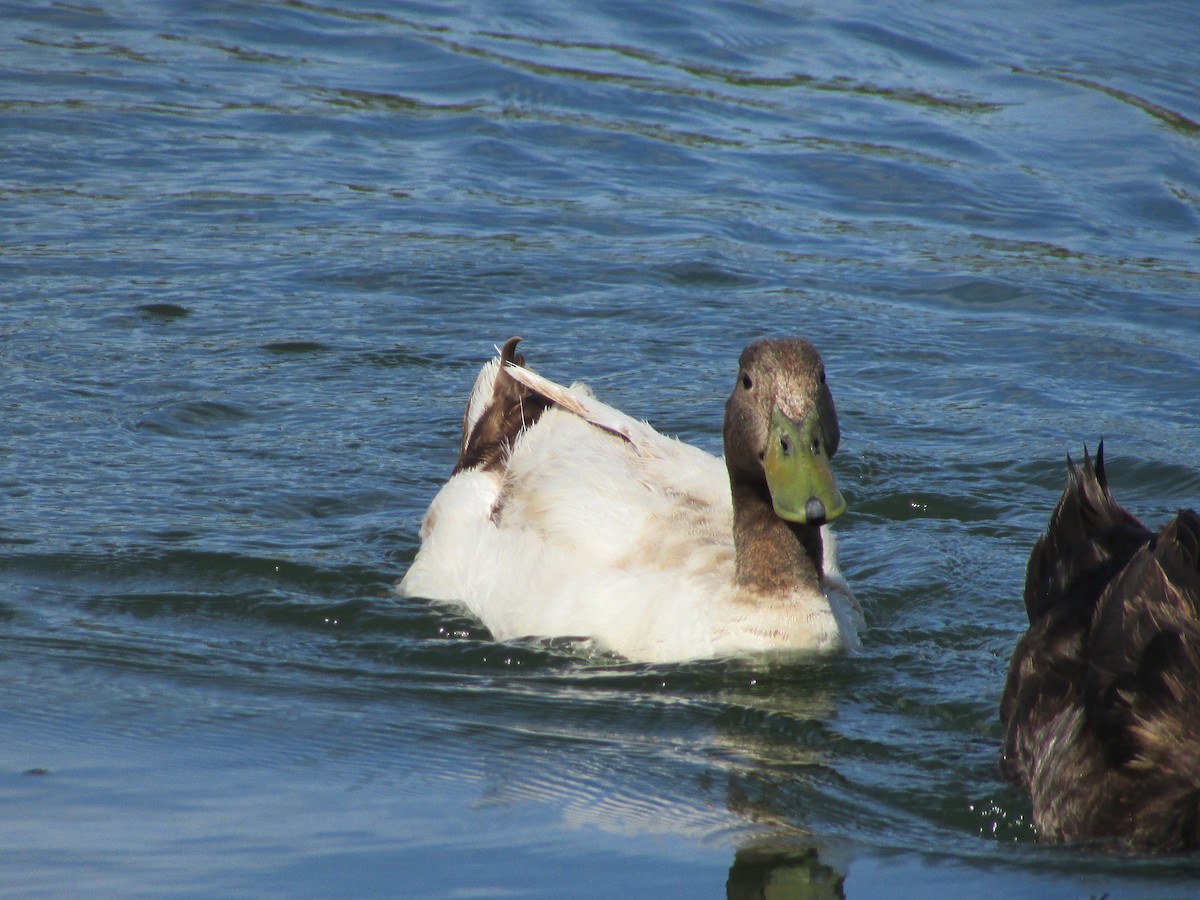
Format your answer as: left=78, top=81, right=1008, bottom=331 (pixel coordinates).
left=1000, top=444, right=1200, bottom=851
left=399, top=338, right=860, bottom=664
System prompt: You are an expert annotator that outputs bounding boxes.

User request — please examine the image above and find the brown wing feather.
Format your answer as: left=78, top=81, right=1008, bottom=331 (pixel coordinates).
left=453, top=337, right=552, bottom=476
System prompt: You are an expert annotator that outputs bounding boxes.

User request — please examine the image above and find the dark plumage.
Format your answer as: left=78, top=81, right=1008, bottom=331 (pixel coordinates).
left=1000, top=443, right=1200, bottom=852
left=453, top=337, right=551, bottom=475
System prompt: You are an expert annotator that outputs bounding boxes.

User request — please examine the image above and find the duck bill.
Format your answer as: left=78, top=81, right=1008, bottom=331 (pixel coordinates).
left=763, top=406, right=846, bottom=525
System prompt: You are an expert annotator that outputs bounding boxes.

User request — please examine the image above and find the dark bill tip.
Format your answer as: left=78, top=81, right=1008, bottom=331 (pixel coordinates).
left=804, top=496, right=827, bottom=525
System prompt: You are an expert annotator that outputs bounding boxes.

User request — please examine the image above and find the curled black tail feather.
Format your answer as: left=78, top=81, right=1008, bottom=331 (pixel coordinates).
left=1021, top=443, right=1151, bottom=623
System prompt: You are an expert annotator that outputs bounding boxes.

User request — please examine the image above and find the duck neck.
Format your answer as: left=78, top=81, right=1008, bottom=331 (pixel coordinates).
left=730, top=476, right=824, bottom=595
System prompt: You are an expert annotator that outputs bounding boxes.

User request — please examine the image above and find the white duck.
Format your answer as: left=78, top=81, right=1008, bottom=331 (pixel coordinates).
left=398, top=337, right=861, bottom=663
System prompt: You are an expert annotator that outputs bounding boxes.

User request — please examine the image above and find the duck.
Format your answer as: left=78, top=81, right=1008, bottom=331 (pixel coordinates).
left=398, top=337, right=861, bottom=663
left=999, top=443, right=1200, bottom=852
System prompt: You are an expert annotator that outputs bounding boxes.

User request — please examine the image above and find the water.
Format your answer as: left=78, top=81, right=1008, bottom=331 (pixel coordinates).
left=3, top=0, right=1199, bottom=895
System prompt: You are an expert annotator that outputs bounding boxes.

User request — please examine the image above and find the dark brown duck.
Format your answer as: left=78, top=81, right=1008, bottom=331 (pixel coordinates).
left=1000, top=443, right=1200, bottom=852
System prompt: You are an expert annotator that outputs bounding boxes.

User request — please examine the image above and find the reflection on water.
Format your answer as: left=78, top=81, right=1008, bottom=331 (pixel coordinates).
left=728, top=844, right=845, bottom=900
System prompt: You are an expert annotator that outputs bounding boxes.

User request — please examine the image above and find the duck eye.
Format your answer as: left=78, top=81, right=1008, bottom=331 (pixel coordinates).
left=741, top=373, right=753, bottom=390
left=818, top=366, right=826, bottom=385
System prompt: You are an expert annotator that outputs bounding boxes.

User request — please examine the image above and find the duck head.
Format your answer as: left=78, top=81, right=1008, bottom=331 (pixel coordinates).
left=723, top=339, right=845, bottom=526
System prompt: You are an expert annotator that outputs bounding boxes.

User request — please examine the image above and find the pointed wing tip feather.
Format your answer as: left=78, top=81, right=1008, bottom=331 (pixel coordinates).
left=504, top=363, right=662, bottom=459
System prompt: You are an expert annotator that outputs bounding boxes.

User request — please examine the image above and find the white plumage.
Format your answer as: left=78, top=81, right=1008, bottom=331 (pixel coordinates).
left=399, top=339, right=861, bottom=663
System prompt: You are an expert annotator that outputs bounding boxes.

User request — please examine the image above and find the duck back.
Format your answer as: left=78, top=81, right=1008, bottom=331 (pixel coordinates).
left=1001, top=444, right=1200, bottom=851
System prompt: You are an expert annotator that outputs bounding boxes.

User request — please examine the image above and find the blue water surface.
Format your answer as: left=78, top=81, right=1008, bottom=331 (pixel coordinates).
left=3, top=0, right=1200, bottom=896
